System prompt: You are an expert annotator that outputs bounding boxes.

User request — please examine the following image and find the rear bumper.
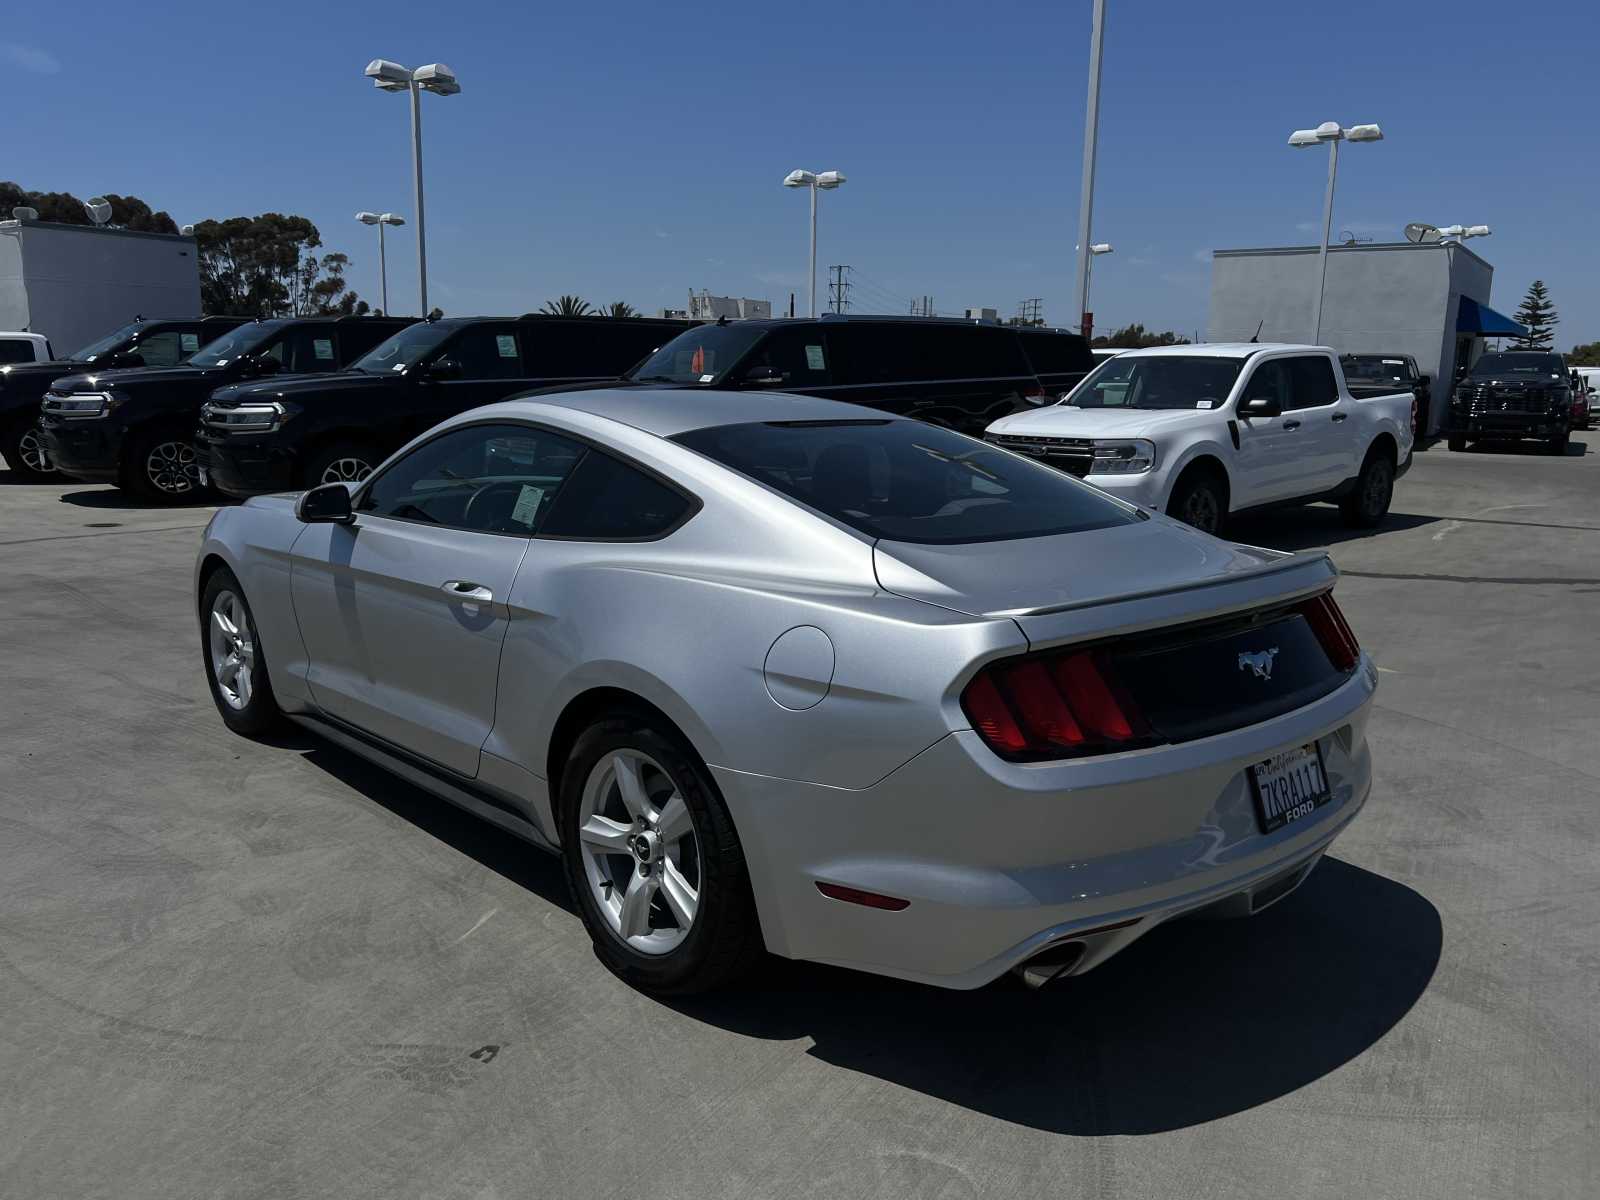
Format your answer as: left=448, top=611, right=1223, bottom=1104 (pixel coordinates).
left=195, top=434, right=300, bottom=498
left=714, top=658, right=1376, bottom=989
left=35, top=416, right=122, bottom=481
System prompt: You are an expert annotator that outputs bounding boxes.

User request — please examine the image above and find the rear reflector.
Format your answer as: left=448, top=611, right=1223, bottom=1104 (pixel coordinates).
left=816, top=882, right=911, bottom=911
left=961, top=648, right=1148, bottom=761
left=1298, top=591, right=1361, bottom=672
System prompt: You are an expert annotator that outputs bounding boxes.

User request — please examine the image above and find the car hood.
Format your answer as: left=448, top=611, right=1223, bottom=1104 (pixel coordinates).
left=873, top=515, right=1293, bottom=620
left=1, top=359, right=91, bottom=383
left=987, top=405, right=1215, bottom=439
left=47, top=365, right=223, bottom=393
left=211, top=371, right=380, bottom=405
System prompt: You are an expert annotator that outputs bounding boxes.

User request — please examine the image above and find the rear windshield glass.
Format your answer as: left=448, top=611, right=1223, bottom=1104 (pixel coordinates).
left=1066, top=355, right=1245, bottom=410
left=1468, top=353, right=1565, bottom=378
left=674, top=419, right=1140, bottom=545
left=1341, top=355, right=1412, bottom=384
left=627, top=325, right=765, bottom=384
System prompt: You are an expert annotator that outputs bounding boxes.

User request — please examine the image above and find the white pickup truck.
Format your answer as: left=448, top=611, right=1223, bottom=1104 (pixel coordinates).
left=984, top=342, right=1415, bottom=534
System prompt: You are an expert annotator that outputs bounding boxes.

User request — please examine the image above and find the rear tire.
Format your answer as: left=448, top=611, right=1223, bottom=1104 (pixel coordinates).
left=121, top=428, right=207, bottom=502
left=559, top=714, right=763, bottom=995
left=302, top=441, right=381, bottom=490
left=1446, top=435, right=1467, bottom=452
left=1167, top=468, right=1228, bottom=536
left=1340, top=449, right=1394, bottom=528
left=199, top=566, right=283, bottom=737
left=1, top=422, right=57, bottom=481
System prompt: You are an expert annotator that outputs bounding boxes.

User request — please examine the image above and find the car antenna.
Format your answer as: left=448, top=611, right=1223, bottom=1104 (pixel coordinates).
left=1249, top=319, right=1264, bottom=344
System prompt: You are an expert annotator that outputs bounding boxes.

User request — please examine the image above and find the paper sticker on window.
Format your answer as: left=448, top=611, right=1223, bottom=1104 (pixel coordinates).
left=699, top=373, right=715, bottom=383
left=180, top=333, right=200, bottom=353
left=496, top=334, right=518, bottom=359
left=313, top=338, right=335, bottom=361
left=510, top=484, right=545, bottom=528
left=805, top=344, right=826, bottom=371
left=1196, top=400, right=1214, bottom=409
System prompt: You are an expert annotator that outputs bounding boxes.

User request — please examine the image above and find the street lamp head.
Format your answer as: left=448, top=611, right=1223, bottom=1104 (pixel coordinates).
left=365, top=58, right=412, bottom=91
left=1089, top=243, right=1113, bottom=255
left=356, top=212, right=380, bottom=224
left=379, top=213, right=405, bottom=227
left=1288, top=128, right=1323, bottom=147
left=815, top=170, right=846, bottom=189
left=783, top=169, right=815, bottom=188
left=1464, top=224, right=1490, bottom=238
left=412, top=63, right=460, bottom=96
left=1345, top=123, right=1383, bottom=142
left=1314, top=121, right=1344, bottom=142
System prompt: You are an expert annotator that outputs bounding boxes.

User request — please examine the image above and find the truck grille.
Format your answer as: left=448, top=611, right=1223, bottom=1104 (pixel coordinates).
left=1462, top=386, right=1553, bottom=414
left=988, top=434, right=1094, bottom=477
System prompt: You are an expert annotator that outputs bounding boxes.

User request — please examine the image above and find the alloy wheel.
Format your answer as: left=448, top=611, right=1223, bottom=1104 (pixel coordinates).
left=577, top=749, right=701, bottom=955
left=320, top=457, right=373, bottom=485
left=208, top=590, right=256, bottom=710
left=147, top=440, right=199, bottom=494
left=18, top=429, right=55, bottom=475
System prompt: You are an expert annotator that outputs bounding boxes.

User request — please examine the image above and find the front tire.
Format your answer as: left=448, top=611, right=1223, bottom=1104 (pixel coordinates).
left=1340, top=450, right=1395, bottom=528
left=199, top=566, right=282, bottom=736
left=122, top=428, right=206, bottom=502
left=302, top=441, right=381, bottom=490
left=1, top=422, right=57, bottom=481
left=1546, top=429, right=1570, bottom=456
left=1167, top=469, right=1227, bottom=536
left=1447, top=435, right=1467, bottom=452
left=559, top=715, right=762, bottom=994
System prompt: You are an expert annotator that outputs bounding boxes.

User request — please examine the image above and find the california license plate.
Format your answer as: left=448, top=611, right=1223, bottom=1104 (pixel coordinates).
left=1249, top=742, right=1331, bottom=834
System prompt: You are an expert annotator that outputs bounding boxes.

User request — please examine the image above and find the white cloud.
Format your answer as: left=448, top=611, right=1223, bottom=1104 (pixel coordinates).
left=1, top=43, right=60, bottom=75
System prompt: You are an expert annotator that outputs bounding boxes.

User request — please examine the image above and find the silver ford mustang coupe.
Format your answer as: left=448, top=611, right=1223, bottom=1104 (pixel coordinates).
left=195, top=387, right=1376, bottom=994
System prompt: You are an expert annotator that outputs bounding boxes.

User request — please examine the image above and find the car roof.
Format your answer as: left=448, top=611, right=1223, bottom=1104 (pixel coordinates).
left=1117, top=342, right=1330, bottom=359
left=479, top=386, right=893, bottom=438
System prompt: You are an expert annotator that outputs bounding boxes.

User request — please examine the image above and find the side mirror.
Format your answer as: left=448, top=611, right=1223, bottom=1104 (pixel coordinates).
left=244, top=354, right=282, bottom=377
left=295, top=481, right=354, bottom=524
left=427, top=357, right=463, bottom=380
left=1242, top=395, right=1282, bottom=418
left=742, top=364, right=787, bottom=386
left=1416, top=373, right=1432, bottom=387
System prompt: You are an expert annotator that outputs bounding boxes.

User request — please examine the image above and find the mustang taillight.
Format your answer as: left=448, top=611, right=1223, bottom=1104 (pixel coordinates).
left=961, top=648, right=1147, bottom=761
left=1298, top=591, right=1361, bottom=672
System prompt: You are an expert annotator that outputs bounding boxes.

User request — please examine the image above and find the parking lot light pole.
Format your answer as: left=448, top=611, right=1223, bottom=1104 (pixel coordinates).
left=1072, top=0, right=1107, bottom=338
left=364, top=60, right=461, bottom=317
left=783, top=170, right=846, bottom=318
left=356, top=212, right=405, bottom=315
left=1084, top=243, right=1113, bottom=338
left=1288, top=121, right=1382, bottom=344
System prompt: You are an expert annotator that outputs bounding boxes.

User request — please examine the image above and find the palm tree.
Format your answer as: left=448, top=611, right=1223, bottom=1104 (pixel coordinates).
left=540, top=294, right=592, bottom=317
left=601, top=301, right=638, bottom=318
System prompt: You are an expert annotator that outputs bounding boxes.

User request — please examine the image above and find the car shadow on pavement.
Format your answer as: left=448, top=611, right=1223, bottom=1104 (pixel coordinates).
left=1228, top=508, right=1440, bottom=552
left=58, top=487, right=221, bottom=510
left=671, top=857, right=1441, bottom=1135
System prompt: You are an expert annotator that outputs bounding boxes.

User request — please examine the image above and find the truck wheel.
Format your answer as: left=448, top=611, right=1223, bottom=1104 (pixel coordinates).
left=1546, top=430, right=1570, bottom=456
left=121, top=429, right=208, bottom=502
left=1168, top=469, right=1227, bottom=536
left=303, top=442, right=381, bottom=489
left=1340, top=450, right=1394, bottom=528
left=1, top=423, right=58, bottom=482
left=1447, top=435, right=1467, bottom=452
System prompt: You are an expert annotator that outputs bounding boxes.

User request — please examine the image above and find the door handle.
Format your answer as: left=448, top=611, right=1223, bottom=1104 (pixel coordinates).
left=441, top=580, right=493, bottom=603
left=1331, top=412, right=1348, bottom=423
left=1282, top=419, right=1302, bottom=430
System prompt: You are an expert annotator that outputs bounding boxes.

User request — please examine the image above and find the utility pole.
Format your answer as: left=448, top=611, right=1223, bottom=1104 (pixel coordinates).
left=1072, top=0, right=1107, bottom=336
left=1017, top=298, right=1044, bottom=327
left=828, top=265, right=852, bottom=314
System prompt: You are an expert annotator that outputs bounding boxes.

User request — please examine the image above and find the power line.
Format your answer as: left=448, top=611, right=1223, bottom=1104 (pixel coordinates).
left=1017, top=298, right=1043, bottom=327
left=827, top=265, right=852, bottom=314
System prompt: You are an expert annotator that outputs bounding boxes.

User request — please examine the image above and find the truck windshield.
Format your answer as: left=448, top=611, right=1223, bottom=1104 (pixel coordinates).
left=1468, top=353, right=1565, bottom=378
left=69, top=322, right=143, bottom=362
left=189, top=323, right=288, bottom=368
left=352, top=322, right=459, bottom=373
left=627, top=325, right=766, bottom=384
left=1065, top=355, right=1245, bottom=410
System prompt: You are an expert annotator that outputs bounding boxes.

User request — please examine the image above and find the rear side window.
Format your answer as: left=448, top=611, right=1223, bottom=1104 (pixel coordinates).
left=1018, top=331, right=1092, bottom=375
left=0, top=340, right=38, bottom=364
left=675, top=419, right=1139, bottom=545
left=828, top=324, right=1029, bottom=385
left=539, top=451, right=692, bottom=539
left=1285, top=356, right=1340, bottom=409
left=524, top=321, right=681, bottom=378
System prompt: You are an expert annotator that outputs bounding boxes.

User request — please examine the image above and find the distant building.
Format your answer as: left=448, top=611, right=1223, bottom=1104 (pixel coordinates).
left=687, top=291, right=772, bottom=321
left=0, top=217, right=201, bottom=352
left=1207, top=241, right=1525, bottom=436
left=964, top=307, right=999, bottom=322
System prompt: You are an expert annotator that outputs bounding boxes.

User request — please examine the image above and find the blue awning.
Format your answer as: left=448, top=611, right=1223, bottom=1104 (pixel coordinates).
left=1458, top=296, right=1527, bottom=337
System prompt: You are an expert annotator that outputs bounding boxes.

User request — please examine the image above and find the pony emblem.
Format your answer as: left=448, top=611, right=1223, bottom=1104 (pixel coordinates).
left=1237, top=648, right=1279, bottom=680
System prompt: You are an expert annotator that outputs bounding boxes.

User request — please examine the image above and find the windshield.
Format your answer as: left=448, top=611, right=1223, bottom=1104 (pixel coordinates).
left=627, top=324, right=766, bottom=384
left=674, top=418, right=1140, bottom=545
left=1065, top=355, right=1246, bottom=410
left=352, top=322, right=459, bottom=373
left=69, top=322, right=143, bottom=362
left=189, top=323, right=286, bottom=368
left=1469, top=353, right=1565, bottom=379
left=1342, top=356, right=1412, bottom=384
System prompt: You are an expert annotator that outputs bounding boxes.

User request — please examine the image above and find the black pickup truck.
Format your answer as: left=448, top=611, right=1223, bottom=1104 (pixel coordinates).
left=37, top=316, right=413, bottom=499
left=1341, top=354, right=1430, bottom=441
left=0, top=316, right=245, bottom=481
left=1446, top=351, right=1573, bottom=454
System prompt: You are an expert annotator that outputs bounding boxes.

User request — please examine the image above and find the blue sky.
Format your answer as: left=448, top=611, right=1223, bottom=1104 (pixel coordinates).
left=3, top=0, right=1596, bottom=342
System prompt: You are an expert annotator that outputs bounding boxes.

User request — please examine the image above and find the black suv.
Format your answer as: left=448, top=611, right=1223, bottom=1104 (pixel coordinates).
left=196, top=314, right=692, bottom=497
left=1447, top=351, right=1574, bottom=454
left=624, top=316, right=1093, bottom=435
left=1, top=315, right=245, bottom=481
left=1341, top=354, right=1431, bottom=441
left=38, top=316, right=413, bottom=499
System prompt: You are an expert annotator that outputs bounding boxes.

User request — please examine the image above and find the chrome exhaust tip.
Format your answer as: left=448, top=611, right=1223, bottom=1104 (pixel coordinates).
left=1013, top=941, right=1085, bottom=990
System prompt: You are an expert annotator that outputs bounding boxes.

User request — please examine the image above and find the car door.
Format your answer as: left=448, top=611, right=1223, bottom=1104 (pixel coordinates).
left=289, top=421, right=587, bottom=777
left=412, top=323, right=531, bottom=438
left=1230, top=358, right=1308, bottom=505
left=1281, top=354, right=1350, bottom=492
